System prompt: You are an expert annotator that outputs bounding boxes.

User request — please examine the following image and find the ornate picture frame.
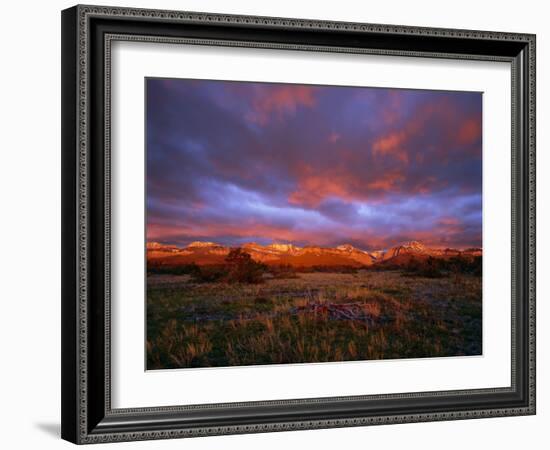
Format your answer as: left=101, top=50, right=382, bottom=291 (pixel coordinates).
left=61, top=5, right=535, bottom=444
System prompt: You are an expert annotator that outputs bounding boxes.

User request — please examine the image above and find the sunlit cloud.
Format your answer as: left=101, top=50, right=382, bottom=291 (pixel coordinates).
left=146, top=78, right=482, bottom=250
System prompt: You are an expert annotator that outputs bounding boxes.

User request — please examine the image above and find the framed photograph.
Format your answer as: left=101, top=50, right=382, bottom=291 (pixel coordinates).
left=61, top=5, right=536, bottom=444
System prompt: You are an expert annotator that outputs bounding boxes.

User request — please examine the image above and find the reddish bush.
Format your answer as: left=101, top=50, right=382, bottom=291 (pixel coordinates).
left=224, top=248, right=267, bottom=284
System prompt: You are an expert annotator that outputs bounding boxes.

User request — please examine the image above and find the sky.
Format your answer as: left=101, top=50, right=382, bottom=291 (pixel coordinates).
left=146, top=78, right=482, bottom=251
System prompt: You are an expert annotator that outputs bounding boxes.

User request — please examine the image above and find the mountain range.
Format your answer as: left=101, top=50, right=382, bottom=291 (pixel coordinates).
left=147, top=240, right=482, bottom=268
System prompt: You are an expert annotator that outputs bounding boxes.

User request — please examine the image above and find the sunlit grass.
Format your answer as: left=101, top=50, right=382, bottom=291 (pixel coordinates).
left=146, top=270, right=481, bottom=369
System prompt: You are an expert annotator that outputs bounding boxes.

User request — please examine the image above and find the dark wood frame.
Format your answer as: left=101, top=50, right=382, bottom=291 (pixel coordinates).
left=61, top=4, right=536, bottom=444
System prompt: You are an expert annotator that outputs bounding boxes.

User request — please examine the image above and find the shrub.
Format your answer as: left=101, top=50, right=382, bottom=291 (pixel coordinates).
left=448, top=256, right=468, bottom=273
left=297, top=265, right=362, bottom=273
left=270, top=264, right=298, bottom=279
left=187, top=248, right=268, bottom=284
left=402, top=255, right=482, bottom=278
left=191, top=265, right=227, bottom=283
left=224, top=248, right=267, bottom=284
left=148, top=262, right=200, bottom=275
left=471, top=256, right=482, bottom=276
left=403, top=256, right=443, bottom=278
left=421, top=256, right=444, bottom=278
left=449, top=255, right=482, bottom=277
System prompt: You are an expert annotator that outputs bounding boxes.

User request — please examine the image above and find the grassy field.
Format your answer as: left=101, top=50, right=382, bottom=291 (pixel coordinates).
left=146, top=269, right=482, bottom=369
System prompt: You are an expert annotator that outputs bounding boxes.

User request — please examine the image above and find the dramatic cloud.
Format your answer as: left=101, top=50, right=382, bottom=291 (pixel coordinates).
left=146, top=78, right=482, bottom=250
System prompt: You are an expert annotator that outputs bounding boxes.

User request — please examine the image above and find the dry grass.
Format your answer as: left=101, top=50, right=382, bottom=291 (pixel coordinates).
left=147, top=270, right=481, bottom=369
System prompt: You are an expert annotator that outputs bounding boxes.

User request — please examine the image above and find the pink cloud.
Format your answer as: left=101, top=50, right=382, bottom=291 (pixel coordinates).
left=372, top=131, right=409, bottom=164
left=246, top=85, right=317, bottom=125
left=456, top=117, right=482, bottom=146
left=367, top=172, right=405, bottom=191
left=287, top=163, right=406, bottom=207
left=288, top=171, right=356, bottom=207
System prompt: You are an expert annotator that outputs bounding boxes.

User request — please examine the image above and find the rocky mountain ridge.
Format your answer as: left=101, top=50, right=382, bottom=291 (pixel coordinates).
left=147, top=240, right=482, bottom=267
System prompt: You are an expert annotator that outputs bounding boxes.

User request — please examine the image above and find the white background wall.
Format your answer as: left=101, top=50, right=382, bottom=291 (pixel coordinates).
left=0, top=0, right=546, bottom=448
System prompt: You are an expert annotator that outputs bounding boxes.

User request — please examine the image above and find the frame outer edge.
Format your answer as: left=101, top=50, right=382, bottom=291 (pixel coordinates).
left=527, top=34, right=536, bottom=414
left=65, top=5, right=537, bottom=444
left=76, top=3, right=534, bottom=41
left=61, top=5, right=80, bottom=445
left=77, top=3, right=90, bottom=444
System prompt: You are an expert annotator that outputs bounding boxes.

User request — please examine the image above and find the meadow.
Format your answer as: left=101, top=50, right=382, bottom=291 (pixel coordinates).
left=146, top=267, right=482, bottom=369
